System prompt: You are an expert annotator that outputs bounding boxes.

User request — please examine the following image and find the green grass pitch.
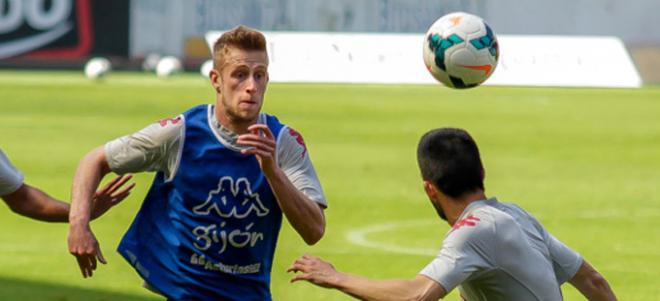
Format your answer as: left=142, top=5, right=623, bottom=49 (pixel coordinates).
left=1, top=70, right=659, bottom=300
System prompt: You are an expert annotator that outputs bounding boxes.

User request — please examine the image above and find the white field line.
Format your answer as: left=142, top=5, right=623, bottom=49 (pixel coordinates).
left=346, top=219, right=440, bottom=256
left=345, top=209, right=660, bottom=256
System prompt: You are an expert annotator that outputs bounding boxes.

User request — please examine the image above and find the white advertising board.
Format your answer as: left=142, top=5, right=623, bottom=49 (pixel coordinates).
left=206, top=31, right=641, bottom=88
left=489, top=35, right=641, bottom=88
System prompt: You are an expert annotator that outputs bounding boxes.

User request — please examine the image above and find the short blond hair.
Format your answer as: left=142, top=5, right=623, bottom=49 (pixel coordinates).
left=213, top=25, right=267, bottom=70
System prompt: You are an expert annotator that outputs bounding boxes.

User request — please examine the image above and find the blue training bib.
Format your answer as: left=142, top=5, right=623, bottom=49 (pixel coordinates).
left=118, top=104, right=285, bottom=300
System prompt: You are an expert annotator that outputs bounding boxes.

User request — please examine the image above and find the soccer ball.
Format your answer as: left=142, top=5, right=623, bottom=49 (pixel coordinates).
left=156, top=56, right=182, bottom=77
left=423, top=12, right=499, bottom=89
left=84, top=57, right=111, bottom=79
left=200, top=59, right=213, bottom=78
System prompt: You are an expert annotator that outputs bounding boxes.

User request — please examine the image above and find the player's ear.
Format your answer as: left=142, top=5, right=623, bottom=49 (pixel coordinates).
left=423, top=180, right=439, bottom=200
left=210, top=69, right=221, bottom=93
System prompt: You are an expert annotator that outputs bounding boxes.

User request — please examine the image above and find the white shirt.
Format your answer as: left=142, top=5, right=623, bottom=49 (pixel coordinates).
left=104, top=106, right=327, bottom=207
left=0, top=149, right=24, bottom=196
left=420, top=198, right=582, bottom=301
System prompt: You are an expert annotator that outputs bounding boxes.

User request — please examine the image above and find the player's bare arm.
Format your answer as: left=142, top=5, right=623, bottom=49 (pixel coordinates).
left=3, top=184, right=69, bottom=222
left=569, top=260, right=617, bottom=301
left=67, top=119, right=179, bottom=278
left=237, top=124, right=325, bottom=245
left=68, top=146, right=114, bottom=278
left=288, top=254, right=446, bottom=301
left=3, top=174, right=133, bottom=222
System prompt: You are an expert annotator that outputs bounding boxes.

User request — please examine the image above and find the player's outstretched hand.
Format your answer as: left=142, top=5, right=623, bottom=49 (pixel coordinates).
left=237, top=124, right=277, bottom=172
left=90, top=174, right=135, bottom=220
left=288, top=254, right=342, bottom=289
left=68, top=225, right=106, bottom=278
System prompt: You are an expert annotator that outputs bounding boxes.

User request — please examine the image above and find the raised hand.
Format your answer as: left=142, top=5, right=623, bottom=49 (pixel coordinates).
left=237, top=124, right=277, bottom=172
left=288, top=254, right=342, bottom=288
left=90, top=174, right=135, bottom=220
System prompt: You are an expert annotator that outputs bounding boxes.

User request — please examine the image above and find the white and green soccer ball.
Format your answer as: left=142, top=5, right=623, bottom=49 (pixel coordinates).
left=156, top=56, right=182, bottom=78
left=84, top=57, right=111, bottom=79
left=423, top=12, right=499, bottom=89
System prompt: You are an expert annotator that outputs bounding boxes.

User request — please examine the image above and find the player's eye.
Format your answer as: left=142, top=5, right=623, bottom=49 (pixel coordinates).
left=233, top=71, right=247, bottom=79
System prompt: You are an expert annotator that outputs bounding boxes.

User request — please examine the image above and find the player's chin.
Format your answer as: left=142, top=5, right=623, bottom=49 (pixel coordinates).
left=237, top=101, right=261, bottom=114
left=234, top=110, right=260, bottom=123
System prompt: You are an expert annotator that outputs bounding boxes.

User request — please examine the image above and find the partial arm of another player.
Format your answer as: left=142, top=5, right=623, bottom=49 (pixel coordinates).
left=238, top=124, right=325, bottom=245
left=288, top=254, right=447, bottom=301
left=569, top=260, right=617, bottom=301
left=2, top=174, right=133, bottom=222
left=3, top=184, right=69, bottom=222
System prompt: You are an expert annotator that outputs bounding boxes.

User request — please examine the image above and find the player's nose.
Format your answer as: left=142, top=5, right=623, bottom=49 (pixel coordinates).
left=245, top=76, right=257, bottom=93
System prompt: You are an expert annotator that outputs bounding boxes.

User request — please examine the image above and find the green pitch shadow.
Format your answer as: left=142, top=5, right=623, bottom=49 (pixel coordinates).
left=0, top=276, right=162, bottom=301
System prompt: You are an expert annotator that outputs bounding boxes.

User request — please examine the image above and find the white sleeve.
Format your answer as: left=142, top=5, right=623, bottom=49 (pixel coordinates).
left=419, top=218, right=492, bottom=292
left=0, top=149, right=24, bottom=196
left=104, top=116, right=184, bottom=179
left=524, top=208, right=583, bottom=284
left=276, top=126, right=327, bottom=207
left=546, top=232, right=583, bottom=283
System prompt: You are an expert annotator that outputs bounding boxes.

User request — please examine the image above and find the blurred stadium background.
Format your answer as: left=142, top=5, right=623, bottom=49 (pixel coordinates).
left=1, top=0, right=659, bottom=300
left=1, top=0, right=659, bottom=83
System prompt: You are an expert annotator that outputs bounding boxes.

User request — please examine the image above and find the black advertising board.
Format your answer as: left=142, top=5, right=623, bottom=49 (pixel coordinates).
left=0, top=0, right=129, bottom=63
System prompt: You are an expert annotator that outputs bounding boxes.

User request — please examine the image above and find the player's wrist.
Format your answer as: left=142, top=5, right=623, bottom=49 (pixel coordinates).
left=331, top=271, right=350, bottom=289
left=68, top=213, right=91, bottom=227
left=262, top=164, right=283, bottom=179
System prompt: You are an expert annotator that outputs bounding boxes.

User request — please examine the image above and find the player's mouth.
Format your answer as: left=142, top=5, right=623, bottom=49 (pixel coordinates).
left=238, top=100, right=258, bottom=109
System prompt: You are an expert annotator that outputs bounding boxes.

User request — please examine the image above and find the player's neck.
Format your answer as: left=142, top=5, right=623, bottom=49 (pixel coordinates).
left=220, top=119, right=250, bottom=134
left=445, top=190, right=487, bottom=226
left=214, top=107, right=255, bottom=135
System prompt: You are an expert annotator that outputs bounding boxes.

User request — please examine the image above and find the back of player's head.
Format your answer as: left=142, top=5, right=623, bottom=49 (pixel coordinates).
left=417, top=128, right=484, bottom=198
left=213, top=25, right=268, bottom=69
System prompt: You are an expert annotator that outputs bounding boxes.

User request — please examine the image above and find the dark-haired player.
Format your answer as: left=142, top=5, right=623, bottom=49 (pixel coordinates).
left=289, top=128, right=616, bottom=301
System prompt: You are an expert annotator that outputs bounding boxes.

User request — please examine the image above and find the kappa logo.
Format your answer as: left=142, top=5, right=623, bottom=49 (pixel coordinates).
left=158, top=116, right=182, bottom=127
left=450, top=215, right=481, bottom=233
left=193, top=177, right=269, bottom=218
left=288, top=127, right=307, bottom=158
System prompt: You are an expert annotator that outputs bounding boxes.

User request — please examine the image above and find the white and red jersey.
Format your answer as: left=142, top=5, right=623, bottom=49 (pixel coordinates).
left=104, top=106, right=326, bottom=207
left=0, top=148, right=24, bottom=196
left=420, top=198, right=582, bottom=300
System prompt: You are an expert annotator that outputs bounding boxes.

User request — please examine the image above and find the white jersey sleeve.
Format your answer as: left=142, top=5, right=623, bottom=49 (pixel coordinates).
left=518, top=205, right=583, bottom=284
left=504, top=202, right=583, bottom=284
left=419, top=215, right=492, bottom=292
left=545, top=230, right=583, bottom=283
left=276, top=126, right=327, bottom=207
left=105, top=116, right=184, bottom=179
left=0, top=149, right=24, bottom=196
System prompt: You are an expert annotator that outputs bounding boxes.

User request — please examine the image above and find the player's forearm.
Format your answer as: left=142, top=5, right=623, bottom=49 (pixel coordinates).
left=69, top=147, right=110, bottom=226
left=2, top=184, right=70, bottom=222
left=569, top=261, right=617, bottom=301
left=573, top=275, right=617, bottom=301
left=264, top=167, right=325, bottom=245
left=333, top=274, right=438, bottom=301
